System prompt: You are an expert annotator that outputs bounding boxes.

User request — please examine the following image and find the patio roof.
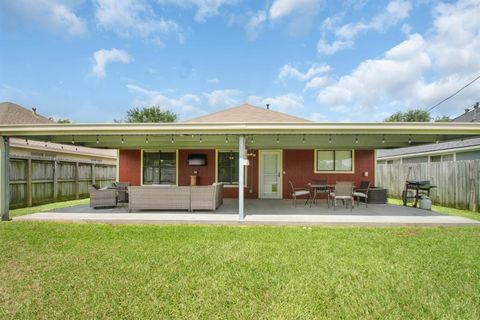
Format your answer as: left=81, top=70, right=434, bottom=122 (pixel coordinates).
left=0, top=121, right=479, bottom=149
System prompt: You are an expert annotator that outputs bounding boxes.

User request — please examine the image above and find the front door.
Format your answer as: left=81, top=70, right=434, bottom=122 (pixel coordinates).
left=259, top=150, right=282, bottom=199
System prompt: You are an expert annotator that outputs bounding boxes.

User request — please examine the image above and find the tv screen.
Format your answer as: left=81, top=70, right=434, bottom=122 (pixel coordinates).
left=188, top=154, right=207, bottom=166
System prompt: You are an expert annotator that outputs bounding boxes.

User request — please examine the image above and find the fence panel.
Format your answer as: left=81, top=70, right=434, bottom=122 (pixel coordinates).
left=8, top=157, right=117, bottom=209
left=376, top=160, right=480, bottom=211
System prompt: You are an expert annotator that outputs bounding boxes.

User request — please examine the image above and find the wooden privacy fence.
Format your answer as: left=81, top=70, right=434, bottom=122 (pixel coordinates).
left=376, top=160, right=480, bottom=211
left=9, top=156, right=117, bottom=209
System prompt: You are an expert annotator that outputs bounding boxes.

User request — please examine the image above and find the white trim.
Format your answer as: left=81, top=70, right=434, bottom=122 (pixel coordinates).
left=140, top=149, right=178, bottom=186
left=116, top=149, right=120, bottom=182
left=258, top=150, right=283, bottom=199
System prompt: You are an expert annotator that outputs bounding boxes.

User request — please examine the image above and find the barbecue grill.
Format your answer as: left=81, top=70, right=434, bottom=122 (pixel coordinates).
left=403, top=180, right=437, bottom=207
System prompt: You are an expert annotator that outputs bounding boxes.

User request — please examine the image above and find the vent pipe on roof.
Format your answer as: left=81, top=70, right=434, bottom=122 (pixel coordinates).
left=474, top=102, right=479, bottom=121
left=32, top=107, right=38, bottom=116
left=266, top=103, right=270, bottom=110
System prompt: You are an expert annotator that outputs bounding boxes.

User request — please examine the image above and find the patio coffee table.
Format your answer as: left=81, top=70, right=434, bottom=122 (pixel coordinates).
left=307, top=183, right=335, bottom=205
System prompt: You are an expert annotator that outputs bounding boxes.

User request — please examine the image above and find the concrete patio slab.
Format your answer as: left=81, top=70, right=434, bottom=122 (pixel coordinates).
left=13, top=199, right=480, bottom=226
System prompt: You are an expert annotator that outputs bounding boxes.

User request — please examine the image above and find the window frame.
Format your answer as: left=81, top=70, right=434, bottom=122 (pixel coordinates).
left=314, top=149, right=355, bottom=173
left=215, top=149, right=247, bottom=187
left=140, top=149, right=178, bottom=186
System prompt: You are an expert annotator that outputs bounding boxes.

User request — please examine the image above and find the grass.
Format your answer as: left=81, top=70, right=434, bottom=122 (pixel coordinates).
left=0, top=222, right=479, bottom=319
left=9, top=199, right=89, bottom=218
left=388, top=198, right=480, bottom=221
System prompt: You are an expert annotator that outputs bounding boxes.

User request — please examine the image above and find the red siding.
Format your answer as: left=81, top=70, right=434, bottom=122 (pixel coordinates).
left=282, top=149, right=375, bottom=199
left=178, top=150, right=216, bottom=186
left=119, top=150, right=141, bottom=186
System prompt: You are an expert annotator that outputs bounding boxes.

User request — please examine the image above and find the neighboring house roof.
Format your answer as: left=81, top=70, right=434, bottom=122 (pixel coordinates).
left=453, top=103, right=480, bottom=122
left=0, top=102, right=53, bottom=124
left=10, top=138, right=117, bottom=159
left=1, top=101, right=116, bottom=159
left=377, top=137, right=480, bottom=159
left=184, top=103, right=310, bottom=123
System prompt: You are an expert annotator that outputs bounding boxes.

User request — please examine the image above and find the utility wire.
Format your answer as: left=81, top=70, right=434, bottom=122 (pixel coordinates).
left=427, top=74, right=480, bottom=111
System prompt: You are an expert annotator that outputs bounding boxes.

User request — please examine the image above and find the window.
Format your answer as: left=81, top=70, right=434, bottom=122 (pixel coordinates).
left=315, top=150, right=353, bottom=172
left=142, top=151, right=176, bottom=185
left=217, top=151, right=239, bottom=185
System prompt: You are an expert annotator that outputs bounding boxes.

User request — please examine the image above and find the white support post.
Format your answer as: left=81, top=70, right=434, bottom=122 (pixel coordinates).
left=0, top=137, right=10, bottom=221
left=238, top=135, right=245, bottom=220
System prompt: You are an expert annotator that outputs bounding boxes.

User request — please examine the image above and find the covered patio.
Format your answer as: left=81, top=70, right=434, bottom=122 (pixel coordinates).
left=14, top=199, right=480, bottom=226
left=2, top=104, right=480, bottom=222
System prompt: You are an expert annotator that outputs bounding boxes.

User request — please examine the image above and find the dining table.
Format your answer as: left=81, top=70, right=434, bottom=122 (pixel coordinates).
left=307, top=182, right=357, bottom=206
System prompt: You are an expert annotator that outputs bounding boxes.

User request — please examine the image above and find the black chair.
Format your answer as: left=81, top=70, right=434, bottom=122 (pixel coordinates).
left=353, top=181, right=370, bottom=208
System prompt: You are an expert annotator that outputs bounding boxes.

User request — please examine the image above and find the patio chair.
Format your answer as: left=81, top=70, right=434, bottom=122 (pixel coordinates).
left=289, top=181, right=311, bottom=207
left=113, top=182, right=130, bottom=203
left=353, top=181, right=370, bottom=208
left=88, top=184, right=117, bottom=208
left=309, top=179, right=329, bottom=205
left=329, top=181, right=354, bottom=211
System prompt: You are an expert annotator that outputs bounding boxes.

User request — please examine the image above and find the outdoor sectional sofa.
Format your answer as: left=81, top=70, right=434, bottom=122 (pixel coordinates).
left=128, top=183, right=224, bottom=212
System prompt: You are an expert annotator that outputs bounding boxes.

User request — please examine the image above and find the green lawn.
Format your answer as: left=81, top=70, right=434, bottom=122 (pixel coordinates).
left=1, top=223, right=479, bottom=319
left=388, top=198, right=480, bottom=221
left=9, top=199, right=90, bottom=218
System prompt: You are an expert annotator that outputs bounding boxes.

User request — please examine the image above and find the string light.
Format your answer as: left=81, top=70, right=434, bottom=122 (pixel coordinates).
left=302, top=134, right=305, bottom=144
left=25, top=138, right=29, bottom=145
left=435, top=135, right=439, bottom=144
left=276, top=134, right=279, bottom=144
left=250, top=136, right=254, bottom=144
left=328, top=134, right=332, bottom=144
left=71, top=136, right=75, bottom=144
left=225, top=135, right=229, bottom=143
left=145, top=135, right=149, bottom=144
left=121, top=135, right=125, bottom=144
left=408, top=135, right=412, bottom=144
left=382, top=134, right=385, bottom=144
left=199, top=135, right=203, bottom=143
left=96, top=135, right=99, bottom=144
left=355, top=134, right=359, bottom=144
left=171, top=135, right=174, bottom=144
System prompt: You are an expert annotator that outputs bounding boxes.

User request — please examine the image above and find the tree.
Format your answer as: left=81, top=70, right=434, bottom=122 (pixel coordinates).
left=434, top=115, right=451, bottom=122
left=117, top=106, right=178, bottom=123
left=384, top=109, right=431, bottom=122
left=56, top=118, right=71, bottom=124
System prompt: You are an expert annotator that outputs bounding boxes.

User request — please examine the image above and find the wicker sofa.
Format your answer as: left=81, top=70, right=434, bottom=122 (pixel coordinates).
left=88, top=185, right=117, bottom=208
left=128, top=183, right=224, bottom=212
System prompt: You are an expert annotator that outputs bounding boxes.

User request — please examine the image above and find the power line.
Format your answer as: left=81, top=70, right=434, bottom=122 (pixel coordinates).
left=427, top=74, right=480, bottom=111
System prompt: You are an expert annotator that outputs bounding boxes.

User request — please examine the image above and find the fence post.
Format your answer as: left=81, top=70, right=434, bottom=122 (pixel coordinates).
left=27, top=158, right=33, bottom=207
left=53, top=160, right=58, bottom=201
left=75, top=162, right=80, bottom=200
left=91, top=163, right=96, bottom=185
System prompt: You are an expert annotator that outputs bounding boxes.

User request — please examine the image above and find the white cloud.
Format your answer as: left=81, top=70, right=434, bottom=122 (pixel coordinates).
left=1, top=0, right=86, bottom=36
left=204, top=89, right=243, bottom=107
left=158, top=0, right=239, bottom=22
left=94, top=0, right=181, bottom=44
left=245, top=11, right=267, bottom=40
left=318, top=0, right=412, bottom=55
left=247, top=93, right=304, bottom=113
left=304, top=76, right=329, bottom=91
left=269, top=0, right=320, bottom=20
left=278, top=63, right=330, bottom=81
left=126, top=84, right=205, bottom=117
left=207, top=78, right=220, bottom=84
left=92, top=49, right=133, bottom=78
left=315, top=0, right=480, bottom=120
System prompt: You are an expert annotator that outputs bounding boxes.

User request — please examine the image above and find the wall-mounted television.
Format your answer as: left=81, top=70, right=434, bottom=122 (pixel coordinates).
left=188, top=154, right=207, bottom=166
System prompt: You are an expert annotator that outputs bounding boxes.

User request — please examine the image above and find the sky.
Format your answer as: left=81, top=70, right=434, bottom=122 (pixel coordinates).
left=0, top=0, right=479, bottom=123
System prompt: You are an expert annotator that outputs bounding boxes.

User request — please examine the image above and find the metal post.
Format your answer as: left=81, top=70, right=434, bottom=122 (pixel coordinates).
left=91, top=163, right=96, bottom=185
left=53, top=160, right=58, bottom=201
left=238, top=135, right=245, bottom=220
left=27, top=158, right=32, bottom=207
left=1, top=137, right=10, bottom=221
left=75, top=162, right=80, bottom=200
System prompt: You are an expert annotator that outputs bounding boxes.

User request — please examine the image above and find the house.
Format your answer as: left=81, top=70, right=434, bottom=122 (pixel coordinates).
left=377, top=102, right=480, bottom=164
left=0, top=102, right=117, bottom=165
left=1, top=103, right=479, bottom=220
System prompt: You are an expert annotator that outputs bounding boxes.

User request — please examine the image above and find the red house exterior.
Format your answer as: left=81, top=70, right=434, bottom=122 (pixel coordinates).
left=118, top=105, right=375, bottom=200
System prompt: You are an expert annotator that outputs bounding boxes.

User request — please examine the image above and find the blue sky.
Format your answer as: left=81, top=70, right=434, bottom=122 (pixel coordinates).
left=1, top=0, right=479, bottom=122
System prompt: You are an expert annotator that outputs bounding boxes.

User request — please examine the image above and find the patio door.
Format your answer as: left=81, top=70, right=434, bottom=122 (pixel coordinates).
left=259, top=150, right=282, bottom=199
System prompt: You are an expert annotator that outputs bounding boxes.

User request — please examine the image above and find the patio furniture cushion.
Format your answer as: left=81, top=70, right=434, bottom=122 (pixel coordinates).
left=353, top=192, right=367, bottom=197
left=88, top=185, right=117, bottom=208
left=293, top=190, right=310, bottom=197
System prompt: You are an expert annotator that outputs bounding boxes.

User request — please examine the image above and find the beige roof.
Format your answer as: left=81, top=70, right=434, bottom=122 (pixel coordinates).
left=0, top=102, right=53, bottom=124
left=184, top=103, right=310, bottom=123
